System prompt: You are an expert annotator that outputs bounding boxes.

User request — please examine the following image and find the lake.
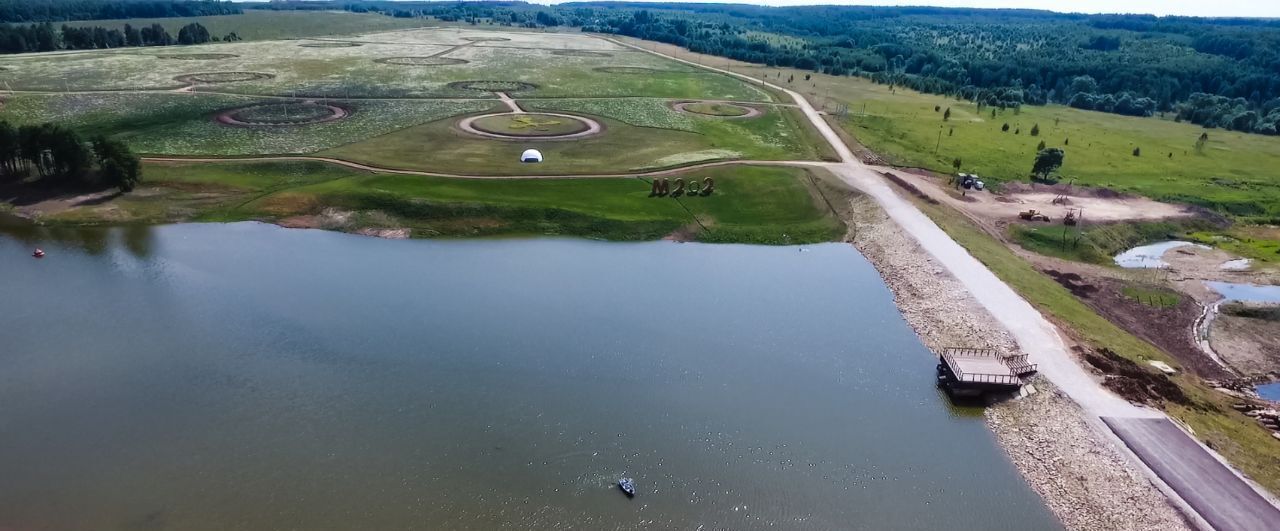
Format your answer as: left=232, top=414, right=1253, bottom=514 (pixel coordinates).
left=0, top=222, right=1059, bottom=530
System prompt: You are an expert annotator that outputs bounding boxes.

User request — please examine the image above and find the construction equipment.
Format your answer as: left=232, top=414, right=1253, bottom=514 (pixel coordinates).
left=1019, top=209, right=1051, bottom=222
left=957, top=173, right=985, bottom=191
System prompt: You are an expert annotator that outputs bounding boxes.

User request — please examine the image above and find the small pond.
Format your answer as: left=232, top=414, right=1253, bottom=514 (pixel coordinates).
left=1206, top=281, right=1280, bottom=304
left=1113, top=241, right=1208, bottom=269
left=1257, top=382, right=1280, bottom=402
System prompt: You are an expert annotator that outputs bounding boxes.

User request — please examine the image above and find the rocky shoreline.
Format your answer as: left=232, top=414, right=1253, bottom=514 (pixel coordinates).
left=831, top=187, right=1191, bottom=530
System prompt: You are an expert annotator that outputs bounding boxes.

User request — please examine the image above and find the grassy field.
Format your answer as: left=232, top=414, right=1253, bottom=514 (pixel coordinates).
left=57, top=161, right=843, bottom=244
left=322, top=107, right=823, bottom=175
left=684, top=63, right=1280, bottom=224
left=0, top=25, right=822, bottom=172
left=60, top=10, right=436, bottom=41
left=0, top=27, right=771, bottom=101
left=0, top=93, right=499, bottom=155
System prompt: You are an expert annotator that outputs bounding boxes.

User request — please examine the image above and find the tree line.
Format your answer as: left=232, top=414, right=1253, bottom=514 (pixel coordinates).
left=0, top=120, right=141, bottom=193
left=0, top=0, right=239, bottom=23
left=0, top=21, right=238, bottom=54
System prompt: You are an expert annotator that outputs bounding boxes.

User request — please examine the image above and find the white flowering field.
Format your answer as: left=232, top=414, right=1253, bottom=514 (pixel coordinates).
left=0, top=28, right=771, bottom=101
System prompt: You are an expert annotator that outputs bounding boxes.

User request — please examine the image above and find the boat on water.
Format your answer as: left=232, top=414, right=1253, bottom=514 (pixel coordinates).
left=32, top=248, right=44, bottom=258
left=618, top=477, right=635, bottom=498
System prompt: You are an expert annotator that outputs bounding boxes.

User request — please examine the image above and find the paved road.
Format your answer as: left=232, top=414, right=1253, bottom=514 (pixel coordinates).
left=1106, top=417, right=1280, bottom=531
left=610, top=36, right=1280, bottom=529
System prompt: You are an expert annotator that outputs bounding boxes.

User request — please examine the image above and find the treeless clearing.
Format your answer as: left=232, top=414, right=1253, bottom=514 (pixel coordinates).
left=892, top=169, right=1194, bottom=224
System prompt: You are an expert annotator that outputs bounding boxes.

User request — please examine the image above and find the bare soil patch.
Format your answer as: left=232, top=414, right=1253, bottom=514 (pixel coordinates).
left=1082, top=348, right=1194, bottom=407
left=1042, top=266, right=1227, bottom=379
left=374, top=56, right=469, bottom=66
left=1210, top=303, right=1280, bottom=377
left=893, top=169, right=1195, bottom=225
left=175, top=72, right=274, bottom=85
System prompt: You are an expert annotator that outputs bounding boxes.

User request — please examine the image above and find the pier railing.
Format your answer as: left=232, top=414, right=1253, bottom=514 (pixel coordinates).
left=941, top=348, right=1023, bottom=386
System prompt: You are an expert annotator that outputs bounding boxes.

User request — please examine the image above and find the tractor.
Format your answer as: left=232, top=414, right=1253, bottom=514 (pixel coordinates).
left=1019, top=209, right=1051, bottom=222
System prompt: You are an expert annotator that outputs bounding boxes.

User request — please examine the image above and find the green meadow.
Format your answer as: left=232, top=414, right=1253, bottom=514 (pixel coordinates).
left=720, top=64, right=1280, bottom=224
left=59, top=161, right=843, bottom=244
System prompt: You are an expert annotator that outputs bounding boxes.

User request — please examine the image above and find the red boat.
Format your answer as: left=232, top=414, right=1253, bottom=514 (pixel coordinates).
left=32, top=248, right=44, bottom=258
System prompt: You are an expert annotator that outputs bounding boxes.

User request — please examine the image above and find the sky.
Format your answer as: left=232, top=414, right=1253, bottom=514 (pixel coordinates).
left=534, top=1, right=1280, bottom=18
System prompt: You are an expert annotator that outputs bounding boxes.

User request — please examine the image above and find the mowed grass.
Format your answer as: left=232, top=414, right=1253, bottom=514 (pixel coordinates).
left=112, top=161, right=842, bottom=243
left=322, top=106, right=827, bottom=175
left=60, top=10, right=435, bottom=41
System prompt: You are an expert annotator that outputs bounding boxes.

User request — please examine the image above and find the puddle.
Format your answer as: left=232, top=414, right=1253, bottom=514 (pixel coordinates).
left=1220, top=258, right=1252, bottom=271
left=1257, top=382, right=1280, bottom=402
left=1206, top=281, right=1280, bottom=303
left=1114, top=241, right=1208, bottom=269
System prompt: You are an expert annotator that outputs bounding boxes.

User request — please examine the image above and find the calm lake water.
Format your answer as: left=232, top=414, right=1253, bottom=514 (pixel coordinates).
left=0, top=222, right=1058, bottom=530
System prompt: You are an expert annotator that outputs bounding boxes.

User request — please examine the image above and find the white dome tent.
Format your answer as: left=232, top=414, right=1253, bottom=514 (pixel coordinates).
left=520, top=149, right=543, bottom=163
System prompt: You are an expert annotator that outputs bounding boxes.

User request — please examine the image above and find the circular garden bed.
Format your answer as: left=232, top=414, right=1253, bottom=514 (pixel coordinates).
left=458, top=112, right=601, bottom=140
left=218, top=102, right=349, bottom=127
left=672, top=101, right=762, bottom=119
left=374, top=56, right=469, bottom=66
left=447, top=80, right=538, bottom=93
left=175, top=72, right=274, bottom=85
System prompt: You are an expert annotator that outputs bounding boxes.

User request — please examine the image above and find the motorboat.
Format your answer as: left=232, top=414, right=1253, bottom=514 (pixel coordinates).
left=618, top=477, right=635, bottom=498
left=32, top=248, right=45, bottom=258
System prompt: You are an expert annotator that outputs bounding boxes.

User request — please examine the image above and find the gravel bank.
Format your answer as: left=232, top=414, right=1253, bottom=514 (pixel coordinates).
left=829, top=187, right=1190, bottom=530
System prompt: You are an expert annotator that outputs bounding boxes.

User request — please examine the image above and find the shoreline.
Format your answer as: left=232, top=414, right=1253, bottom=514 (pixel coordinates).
left=820, top=179, right=1191, bottom=530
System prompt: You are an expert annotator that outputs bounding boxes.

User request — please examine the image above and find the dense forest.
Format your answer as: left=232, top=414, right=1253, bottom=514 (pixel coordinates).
left=330, top=1, right=1280, bottom=136
left=0, top=21, right=238, bottom=53
left=0, top=0, right=238, bottom=23
left=0, top=120, right=141, bottom=193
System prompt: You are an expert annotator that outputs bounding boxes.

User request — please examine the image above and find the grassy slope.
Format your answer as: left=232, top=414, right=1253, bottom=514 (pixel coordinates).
left=60, top=10, right=435, bottom=41
left=91, top=161, right=842, bottom=244
left=712, top=64, right=1280, bottom=223
left=321, top=110, right=822, bottom=175
left=913, top=196, right=1280, bottom=494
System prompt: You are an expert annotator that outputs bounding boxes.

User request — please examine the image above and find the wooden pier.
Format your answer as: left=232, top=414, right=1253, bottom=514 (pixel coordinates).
left=937, top=347, right=1037, bottom=398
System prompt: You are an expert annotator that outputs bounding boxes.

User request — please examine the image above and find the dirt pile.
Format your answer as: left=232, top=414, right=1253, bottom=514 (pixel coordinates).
left=1045, top=269, right=1098, bottom=298
left=1082, top=348, right=1192, bottom=407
